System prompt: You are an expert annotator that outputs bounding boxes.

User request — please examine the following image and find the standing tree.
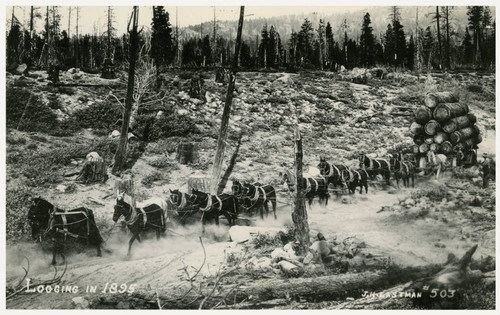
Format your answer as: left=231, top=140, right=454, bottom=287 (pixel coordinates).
left=430, top=6, right=443, bottom=70
left=359, top=12, right=375, bottom=67
left=316, top=19, right=325, bottom=70
left=325, top=22, right=335, bottom=69
left=210, top=6, right=245, bottom=194
left=101, top=6, right=116, bottom=79
left=151, top=6, right=174, bottom=68
left=112, top=6, right=142, bottom=175
left=297, top=18, right=314, bottom=65
left=441, top=6, right=453, bottom=69
left=258, top=23, right=269, bottom=68
left=467, top=6, right=484, bottom=66
left=461, top=29, right=474, bottom=65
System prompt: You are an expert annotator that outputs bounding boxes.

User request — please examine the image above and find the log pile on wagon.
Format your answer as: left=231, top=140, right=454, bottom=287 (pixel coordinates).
left=410, top=92, right=482, bottom=164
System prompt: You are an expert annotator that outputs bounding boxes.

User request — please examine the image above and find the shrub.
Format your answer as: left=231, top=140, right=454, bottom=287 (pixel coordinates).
left=146, top=113, right=199, bottom=141
left=73, top=100, right=122, bottom=130
left=141, top=172, right=164, bottom=188
left=6, top=87, right=59, bottom=132
left=6, top=186, right=35, bottom=241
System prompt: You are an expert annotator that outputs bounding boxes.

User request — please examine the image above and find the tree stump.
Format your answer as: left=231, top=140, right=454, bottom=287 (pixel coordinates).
left=189, top=74, right=206, bottom=101
left=75, top=152, right=108, bottom=184
left=114, top=172, right=136, bottom=208
left=47, top=64, right=60, bottom=83
left=187, top=175, right=211, bottom=193
left=176, top=142, right=198, bottom=165
left=215, top=67, right=228, bottom=83
left=101, top=58, right=116, bottom=79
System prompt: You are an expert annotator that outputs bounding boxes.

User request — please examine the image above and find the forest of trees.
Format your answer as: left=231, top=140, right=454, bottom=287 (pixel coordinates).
left=6, top=6, right=496, bottom=74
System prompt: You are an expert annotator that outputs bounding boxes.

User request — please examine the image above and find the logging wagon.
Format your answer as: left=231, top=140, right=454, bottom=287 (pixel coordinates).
left=410, top=91, right=482, bottom=173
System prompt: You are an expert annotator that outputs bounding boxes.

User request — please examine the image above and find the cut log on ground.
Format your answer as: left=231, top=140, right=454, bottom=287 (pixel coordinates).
left=419, top=143, right=429, bottom=154
left=433, top=103, right=469, bottom=122
left=429, top=143, right=440, bottom=152
left=176, top=142, right=199, bottom=165
left=424, top=137, right=434, bottom=145
left=412, top=145, right=420, bottom=154
left=413, top=135, right=424, bottom=145
left=424, top=92, right=459, bottom=109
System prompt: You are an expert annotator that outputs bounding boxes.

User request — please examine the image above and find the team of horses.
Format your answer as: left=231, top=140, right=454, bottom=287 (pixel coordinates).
left=26, top=150, right=447, bottom=264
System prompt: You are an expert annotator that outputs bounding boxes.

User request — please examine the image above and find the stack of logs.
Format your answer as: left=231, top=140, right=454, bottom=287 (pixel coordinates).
left=410, top=92, right=482, bottom=156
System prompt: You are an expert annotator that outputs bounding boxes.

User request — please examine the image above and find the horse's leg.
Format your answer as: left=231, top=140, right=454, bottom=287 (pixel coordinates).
left=96, top=244, right=102, bottom=257
left=156, top=229, right=160, bottom=240
left=215, top=214, right=220, bottom=226
left=365, top=181, right=369, bottom=194
left=263, top=202, right=269, bottom=219
left=51, top=241, right=58, bottom=266
left=136, top=234, right=142, bottom=243
left=127, top=232, right=140, bottom=256
left=271, top=199, right=277, bottom=219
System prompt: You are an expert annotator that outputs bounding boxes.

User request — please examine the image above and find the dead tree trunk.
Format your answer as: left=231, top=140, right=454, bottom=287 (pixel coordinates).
left=210, top=6, right=245, bottom=194
left=292, top=128, right=310, bottom=253
left=176, top=142, right=199, bottom=164
left=112, top=6, right=141, bottom=175
left=217, top=135, right=242, bottom=194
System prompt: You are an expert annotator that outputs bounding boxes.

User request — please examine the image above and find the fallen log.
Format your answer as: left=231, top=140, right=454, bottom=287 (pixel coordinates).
left=433, top=103, right=469, bottom=122
left=424, top=92, right=459, bottom=109
left=424, top=120, right=441, bottom=136
left=414, top=107, right=433, bottom=124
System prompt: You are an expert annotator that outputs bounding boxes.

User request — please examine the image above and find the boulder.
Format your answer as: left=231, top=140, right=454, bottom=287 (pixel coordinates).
left=15, top=63, right=28, bottom=75
left=72, top=297, right=89, bottom=309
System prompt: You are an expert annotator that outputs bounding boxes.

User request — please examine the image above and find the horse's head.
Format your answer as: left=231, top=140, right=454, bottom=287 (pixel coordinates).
left=190, top=188, right=207, bottom=207
left=113, top=192, right=132, bottom=223
left=318, top=157, right=328, bottom=175
left=231, top=180, right=243, bottom=197
left=28, top=197, right=52, bottom=240
left=169, top=189, right=182, bottom=206
left=389, top=155, right=399, bottom=170
left=242, top=182, right=256, bottom=198
left=358, top=153, right=366, bottom=168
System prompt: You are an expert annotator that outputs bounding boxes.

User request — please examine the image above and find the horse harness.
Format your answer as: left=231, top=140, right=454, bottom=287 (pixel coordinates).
left=47, top=206, right=91, bottom=241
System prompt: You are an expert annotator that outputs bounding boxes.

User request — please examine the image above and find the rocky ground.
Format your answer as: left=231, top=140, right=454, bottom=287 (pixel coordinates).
left=5, top=68, right=496, bottom=309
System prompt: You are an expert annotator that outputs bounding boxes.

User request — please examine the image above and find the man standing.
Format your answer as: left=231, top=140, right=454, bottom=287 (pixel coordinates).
left=481, top=153, right=492, bottom=188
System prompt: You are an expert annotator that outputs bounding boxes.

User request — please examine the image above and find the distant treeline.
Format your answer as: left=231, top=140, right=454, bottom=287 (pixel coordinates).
left=6, top=6, right=495, bottom=73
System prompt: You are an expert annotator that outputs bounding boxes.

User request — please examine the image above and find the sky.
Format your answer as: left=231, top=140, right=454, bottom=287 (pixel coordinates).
left=8, top=6, right=381, bottom=35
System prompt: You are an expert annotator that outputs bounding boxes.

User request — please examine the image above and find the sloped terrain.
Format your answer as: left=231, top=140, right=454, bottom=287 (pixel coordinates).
left=5, top=69, right=496, bottom=309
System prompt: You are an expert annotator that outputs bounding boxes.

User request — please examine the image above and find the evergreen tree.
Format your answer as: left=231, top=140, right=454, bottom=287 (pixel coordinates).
left=240, top=40, right=253, bottom=68
left=297, top=18, right=314, bottom=65
left=316, top=19, right=325, bottom=69
left=201, top=35, right=212, bottom=65
left=461, top=29, right=474, bottom=65
left=268, top=25, right=278, bottom=68
left=7, top=24, right=22, bottom=67
left=467, top=6, right=484, bottom=66
left=407, top=35, right=415, bottom=70
left=258, top=24, right=269, bottom=68
left=422, top=26, right=435, bottom=69
left=360, top=12, right=375, bottom=67
left=325, top=22, right=334, bottom=69
left=151, top=6, right=174, bottom=67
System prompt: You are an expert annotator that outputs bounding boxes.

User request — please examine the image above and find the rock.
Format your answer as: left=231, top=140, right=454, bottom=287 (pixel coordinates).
left=310, top=240, right=331, bottom=258
left=271, top=247, right=298, bottom=263
left=15, top=63, right=28, bottom=75
left=68, top=68, right=79, bottom=74
left=72, top=73, right=83, bottom=80
left=277, top=260, right=304, bottom=277
left=116, top=301, right=130, bottom=309
left=72, top=297, right=89, bottom=309
left=156, top=111, right=164, bottom=118
left=405, top=198, right=416, bottom=207
left=70, top=159, right=79, bottom=166
left=110, top=130, right=120, bottom=138
left=56, top=184, right=67, bottom=193
left=228, top=226, right=284, bottom=244
left=434, top=242, right=446, bottom=248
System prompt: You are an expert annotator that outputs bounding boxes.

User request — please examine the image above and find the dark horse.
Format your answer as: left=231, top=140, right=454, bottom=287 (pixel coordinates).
left=317, top=157, right=349, bottom=190
left=341, top=168, right=369, bottom=194
left=191, top=188, right=239, bottom=230
left=169, top=189, right=199, bottom=225
left=241, top=182, right=277, bottom=219
left=28, top=197, right=104, bottom=265
left=280, top=169, right=329, bottom=206
left=390, top=153, right=416, bottom=188
left=358, top=153, right=391, bottom=184
left=112, top=192, right=168, bottom=256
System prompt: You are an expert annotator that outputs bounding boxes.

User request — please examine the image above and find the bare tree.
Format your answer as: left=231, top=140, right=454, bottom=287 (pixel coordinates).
left=112, top=6, right=142, bottom=175
left=292, top=128, right=310, bottom=253
left=210, top=6, right=245, bottom=194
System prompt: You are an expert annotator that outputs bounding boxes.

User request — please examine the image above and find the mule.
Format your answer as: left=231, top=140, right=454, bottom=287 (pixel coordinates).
left=190, top=188, right=239, bottom=231
left=317, top=157, right=349, bottom=190
left=28, top=197, right=104, bottom=265
left=345, top=168, right=369, bottom=194
left=358, top=153, right=391, bottom=184
left=241, top=182, right=277, bottom=219
left=280, top=169, right=329, bottom=206
left=390, top=153, right=416, bottom=188
left=112, top=192, right=168, bottom=256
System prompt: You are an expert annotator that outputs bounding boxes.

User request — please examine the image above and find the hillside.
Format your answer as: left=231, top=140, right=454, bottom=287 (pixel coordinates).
left=5, top=67, right=496, bottom=309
